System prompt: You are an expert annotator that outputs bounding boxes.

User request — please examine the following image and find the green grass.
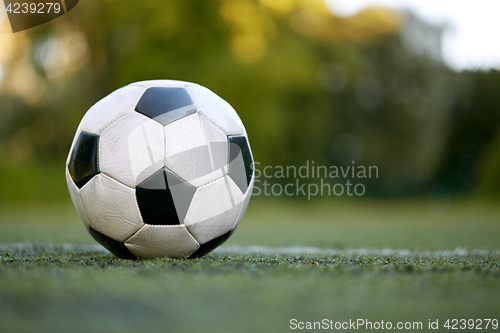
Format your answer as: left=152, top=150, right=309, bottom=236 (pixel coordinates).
left=0, top=198, right=499, bottom=332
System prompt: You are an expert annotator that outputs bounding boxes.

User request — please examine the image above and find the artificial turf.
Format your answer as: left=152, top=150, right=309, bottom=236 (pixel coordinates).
left=0, top=199, right=499, bottom=332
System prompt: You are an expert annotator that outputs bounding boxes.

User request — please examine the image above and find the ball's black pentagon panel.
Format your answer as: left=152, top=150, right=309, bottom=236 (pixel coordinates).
left=136, top=168, right=178, bottom=225
left=89, top=227, right=137, bottom=259
left=135, top=87, right=197, bottom=125
left=228, top=135, right=253, bottom=193
left=164, top=168, right=197, bottom=224
left=136, top=167, right=196, bottom=225
left=188, top=230, right=232, bottom=259
left=68, top=132, right=100, bottom=189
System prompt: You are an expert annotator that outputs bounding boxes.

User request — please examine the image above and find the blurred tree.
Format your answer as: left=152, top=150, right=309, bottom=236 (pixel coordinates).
left=0, top=0, right=400, bottom=164
left=0, top=0, right=497, bottom=199
left=478, top=131, right=500, bottom=196
left=436, top=70, right=500, bottom=194
left=314, top=11, right=458, bottom=195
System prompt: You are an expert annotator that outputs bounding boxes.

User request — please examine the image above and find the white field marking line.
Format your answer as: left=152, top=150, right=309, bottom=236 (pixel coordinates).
left=214, top=246, right=500, bottom=257
left=0, top=243, right=107, bottom=253
left=1, top=243, right=499, bottom=257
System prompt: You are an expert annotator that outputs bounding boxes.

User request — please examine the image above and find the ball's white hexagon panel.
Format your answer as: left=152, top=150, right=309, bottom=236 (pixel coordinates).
left=187, top=84, right=245, bottom=136
left=100, top=112, right=165, bottom=188
left=125, top=225, right=200, bottom=259
left=164, top=113, right=228, bottom=187
left=65, top=168, right=90, bottom=231
left=79, top=85, right=147, bottom=135
left=130, top=80, right=192, bottom=88
left=80, top=174, right=143, bottom=242
left=232, top=175, right=254, bottom=233
left=201, top=114, right=228, bottom=174
left=184, top=176, right=244, bottom=244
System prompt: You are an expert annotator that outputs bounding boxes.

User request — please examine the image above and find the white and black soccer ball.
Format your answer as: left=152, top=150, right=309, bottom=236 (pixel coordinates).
left=65, top=80, right=254, bottom=259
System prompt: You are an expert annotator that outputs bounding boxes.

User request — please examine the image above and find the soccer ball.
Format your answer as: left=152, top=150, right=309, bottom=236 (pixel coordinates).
left=65, top=80, right=254, bottom=259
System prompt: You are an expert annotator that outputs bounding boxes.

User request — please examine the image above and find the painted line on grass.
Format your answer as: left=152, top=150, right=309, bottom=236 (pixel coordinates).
left=0, top=242, right=107, bottom=253
left=213, top=245, right=500, bottom=257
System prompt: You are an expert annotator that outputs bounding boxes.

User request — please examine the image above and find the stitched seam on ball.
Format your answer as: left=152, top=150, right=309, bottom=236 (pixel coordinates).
left=78, top=174, right=99, bottom=231
left=199, top=113, right=217, bottom=174
left=163, top=125, right=167, bottom=169
left=199, top=113, right=229, bottom=145
left=184, top=84, right=199, bottom=112
left=132, top=85, right=148, bottom=110
left=100, top=172, right=135, bottom=189
left=187, top=85, right=231, bottom=135
left=123, top=223, right=146, bottom=243
left=67, top=168, right=93, bottom=230
left=195, top=174, right=226, bottom=190
left=86, top=106, right=130, bottom=135
left=162, top=162, right=195, bottom=185
left=92, top=177, right=145, bottom=241
left=99, top=112, right=131, bottom=135
left=231, top=195, right=246, bottom=231
left=183, top=225, right=201, bottom=249
left=186, top=85, right=245, bottom=136
left=139, top=224, right=187, bottom=227
left=163, top=118, right=213, bottom=186
left=198, top=111, right=228, bottom=136
left=198, top=112, right=230, bottom=178
left=96, top=134, right=101, bottom=176
left=132, top=84, right=186, bottom=89
left=131, top=190, right=144, bottom=241
left=226, top=136, right=230, bottom=176
left=79, top=193, right=93, bottom=230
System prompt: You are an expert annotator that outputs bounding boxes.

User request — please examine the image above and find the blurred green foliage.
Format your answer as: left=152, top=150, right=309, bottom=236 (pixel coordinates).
left=0, top=0, right=499, bottom=201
